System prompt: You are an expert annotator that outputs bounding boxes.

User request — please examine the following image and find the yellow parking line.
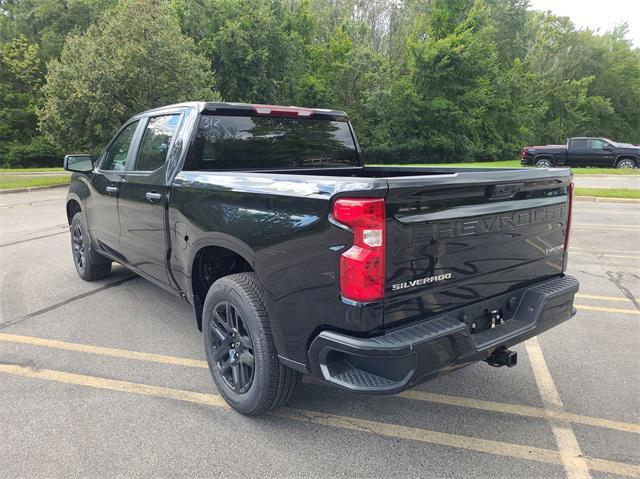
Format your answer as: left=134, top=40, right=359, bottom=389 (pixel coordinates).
left=0, top=363, right=226, bottom=407
left=0, top=333, right=209, bottom=369
left=398, top=391, right=639, bottom=434
left=526, top=337, right=591, bottom=479
left=576, top=305, right=640, bottom=315
left=2, top=332, right=638, bottom=434
left=1, top=363, right=639, bottom=478
left=576, top=294, right=634, bottom=303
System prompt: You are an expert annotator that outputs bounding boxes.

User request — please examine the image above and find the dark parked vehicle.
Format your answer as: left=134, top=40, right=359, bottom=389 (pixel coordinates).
left=522, top=137, right=639, bottom=168
left=64, top=102, right=579, bottom=415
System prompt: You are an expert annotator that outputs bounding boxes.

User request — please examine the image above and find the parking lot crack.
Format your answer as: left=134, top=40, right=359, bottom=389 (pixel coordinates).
left=0, top=229, right=68, bottom=248
left=0, top=275, right=137, bottom=329
left=606, top=271, right=640, bottom=312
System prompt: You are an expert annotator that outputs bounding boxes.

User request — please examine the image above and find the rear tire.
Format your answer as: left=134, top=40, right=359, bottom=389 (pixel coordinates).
left=70, top=213, right=112, bottom=281
left=534, top=158, right=553, bottom=168
left=616, top=158, right=636, bottom=169
left=203, top=273, right=301, bottom=415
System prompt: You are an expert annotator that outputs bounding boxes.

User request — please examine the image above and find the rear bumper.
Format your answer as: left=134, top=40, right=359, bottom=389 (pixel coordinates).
left=308, top=275, right=579, bottom=393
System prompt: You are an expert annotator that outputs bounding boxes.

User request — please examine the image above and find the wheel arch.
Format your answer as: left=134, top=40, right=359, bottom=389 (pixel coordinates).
left=66, top=194, right=83, bottom=225
left=188, top=240, right=257, bottom=331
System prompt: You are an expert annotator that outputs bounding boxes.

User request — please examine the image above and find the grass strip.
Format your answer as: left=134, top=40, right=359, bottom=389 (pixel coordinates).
left=574, top=188, right=640, bottom=199
left=0, top=175, right=70, bottom=190
left=0, top=167, right=64, bottom=173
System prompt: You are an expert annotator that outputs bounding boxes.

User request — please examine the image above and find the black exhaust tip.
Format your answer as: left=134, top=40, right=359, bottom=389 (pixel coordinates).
left=484, top=347, right=517, bottom=368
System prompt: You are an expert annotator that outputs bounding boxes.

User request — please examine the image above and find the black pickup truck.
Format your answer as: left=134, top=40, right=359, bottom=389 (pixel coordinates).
left=64, top=102, right=579, bottom=415
left=522, top=137, right=639, bottom=168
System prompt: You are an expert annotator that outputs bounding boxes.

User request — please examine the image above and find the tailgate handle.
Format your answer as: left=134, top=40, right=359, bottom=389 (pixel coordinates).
left=487, top=183, right=525, bottom=199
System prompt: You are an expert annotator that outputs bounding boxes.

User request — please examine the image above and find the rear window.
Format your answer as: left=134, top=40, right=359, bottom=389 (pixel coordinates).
left=189, top=115, right=359, bottom=170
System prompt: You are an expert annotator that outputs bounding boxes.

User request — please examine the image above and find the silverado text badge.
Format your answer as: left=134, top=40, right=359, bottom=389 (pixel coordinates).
left=392, top=273, right=453, bottom=291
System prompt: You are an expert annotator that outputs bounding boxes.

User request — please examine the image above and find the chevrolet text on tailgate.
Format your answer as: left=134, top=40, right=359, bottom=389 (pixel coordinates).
left=64, top=102, right=579, bottom=415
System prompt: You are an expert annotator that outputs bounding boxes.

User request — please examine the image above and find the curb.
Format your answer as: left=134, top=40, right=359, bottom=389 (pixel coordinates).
left=0, top=184, right=68, bottom=195
left=575, top=174, right=639, bottom=178
left=575, top=195, right=640, bottom=204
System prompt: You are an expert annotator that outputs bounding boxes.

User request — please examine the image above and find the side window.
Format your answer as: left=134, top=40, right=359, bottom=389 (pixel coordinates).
left=134, top=114, right=181, bottom=171
left=570, top=139, right=589, bottom=149
left=590, top=139, right=606, bottom=149
left=102, top=121, right=139, bottom=171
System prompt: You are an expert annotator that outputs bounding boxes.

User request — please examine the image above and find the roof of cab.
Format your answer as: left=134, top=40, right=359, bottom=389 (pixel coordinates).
left=138, top=101, right=348, bottom=119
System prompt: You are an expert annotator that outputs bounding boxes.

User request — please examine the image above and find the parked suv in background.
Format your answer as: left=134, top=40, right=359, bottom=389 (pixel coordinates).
left=522, top=137, right=639, bottom=168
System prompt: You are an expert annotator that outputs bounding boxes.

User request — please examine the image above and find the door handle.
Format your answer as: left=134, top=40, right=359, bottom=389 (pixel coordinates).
left=145, top=191, right=162, bottom=203
left=106, top=186, right=118, bottom=194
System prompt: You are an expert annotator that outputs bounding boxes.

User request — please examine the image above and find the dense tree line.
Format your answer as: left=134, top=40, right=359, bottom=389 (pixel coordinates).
left=1, top=0, right=638, bottom=166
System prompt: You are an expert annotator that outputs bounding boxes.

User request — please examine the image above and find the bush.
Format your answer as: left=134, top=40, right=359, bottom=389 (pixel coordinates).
left=0, top=136, right=63, bottom=168
left=362, top=141, right=517, bottom=164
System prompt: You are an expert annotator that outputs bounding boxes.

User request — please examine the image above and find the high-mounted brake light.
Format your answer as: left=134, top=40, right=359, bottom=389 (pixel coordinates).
left=564, top=182, right=574, bottom=252
left=332, top=198, right=386, bottom=302
left=252, top=104, right=313, bottom=118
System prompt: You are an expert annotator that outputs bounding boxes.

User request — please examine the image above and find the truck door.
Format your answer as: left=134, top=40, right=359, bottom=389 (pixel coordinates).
left=117, top=113, right=182, bottom=285
left=86, top=120, right=141, bottom=257
left=565, top=138, right=589, bottom=167
left=588, top=139, right=615, bottom=167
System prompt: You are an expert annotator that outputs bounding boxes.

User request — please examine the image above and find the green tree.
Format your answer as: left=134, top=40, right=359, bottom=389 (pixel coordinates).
left=39, top=0, right=214, bottom=152
left=0, top=34, right=60, bottom=166
left=0, top=35, right=41, bottom=147
left=175, top=0, right=314, bottom=103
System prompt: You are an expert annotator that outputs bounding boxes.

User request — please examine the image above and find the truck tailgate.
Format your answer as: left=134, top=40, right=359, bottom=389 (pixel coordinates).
left=384, top=170, right=572, bottom=328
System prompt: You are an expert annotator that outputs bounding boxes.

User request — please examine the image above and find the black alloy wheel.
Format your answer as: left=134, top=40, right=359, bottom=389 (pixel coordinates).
left=71, top=223, right=86, bottom=271
left=69, top=212, right=112, bottom=281
left=202, top=273, right=301, bottom=415
left=208, top=300, right=255, bottom=394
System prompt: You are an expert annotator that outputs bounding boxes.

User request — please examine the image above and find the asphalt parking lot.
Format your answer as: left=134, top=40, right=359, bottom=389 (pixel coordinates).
left=1, top=188, right=638, bottom=479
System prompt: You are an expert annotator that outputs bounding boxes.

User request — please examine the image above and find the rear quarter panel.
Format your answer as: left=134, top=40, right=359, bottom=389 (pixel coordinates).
left=168, top=171, right=387, bottom=367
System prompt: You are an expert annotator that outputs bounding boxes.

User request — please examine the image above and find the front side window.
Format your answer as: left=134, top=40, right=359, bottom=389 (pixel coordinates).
left=134, top=114, right=181, bottom=171
left=190, top=115, right=359, bottom=170
left=102, top=121, right=139, bottom=171
left=590, top=139, right=606, bottom=149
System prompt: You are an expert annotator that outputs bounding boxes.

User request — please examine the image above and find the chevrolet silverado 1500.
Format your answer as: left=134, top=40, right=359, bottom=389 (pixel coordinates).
left=522, top=137, right=639, bottom=168
left=64, top=102, right=579, bottom=415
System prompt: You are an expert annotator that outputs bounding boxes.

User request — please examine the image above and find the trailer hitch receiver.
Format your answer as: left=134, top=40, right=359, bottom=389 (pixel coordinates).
left=484, top=347, right=518, bottom=368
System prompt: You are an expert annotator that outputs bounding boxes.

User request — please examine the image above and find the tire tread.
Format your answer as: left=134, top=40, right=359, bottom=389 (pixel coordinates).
left=206, top=272, right=300, bottom=415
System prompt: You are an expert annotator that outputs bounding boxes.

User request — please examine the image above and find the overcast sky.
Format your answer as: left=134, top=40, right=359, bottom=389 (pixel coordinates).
left=529, top=0, right=639, bottom=47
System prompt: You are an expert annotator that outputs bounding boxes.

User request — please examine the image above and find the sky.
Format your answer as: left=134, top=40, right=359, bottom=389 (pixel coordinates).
left=529, top=0, right=640, bottom=47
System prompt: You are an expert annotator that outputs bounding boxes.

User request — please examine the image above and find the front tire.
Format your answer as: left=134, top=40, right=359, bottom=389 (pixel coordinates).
left=616, top=158, right=636, bottom=169
left=203, top=273, right=300, bottom=415
left=70, top=213, right=112, bottom=281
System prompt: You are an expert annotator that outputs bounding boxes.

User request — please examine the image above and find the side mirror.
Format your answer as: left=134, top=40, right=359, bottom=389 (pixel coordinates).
left=64, top=154, right=93, bottom=173
left=603, top=145, right=613, bottom=151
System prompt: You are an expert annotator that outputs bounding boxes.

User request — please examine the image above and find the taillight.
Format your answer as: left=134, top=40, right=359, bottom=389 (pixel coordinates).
left=564, top=182, right=574, bottom=252
left=332, top=198, right=386, bottom=302
left=522, top=147, right=528, bottom=159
